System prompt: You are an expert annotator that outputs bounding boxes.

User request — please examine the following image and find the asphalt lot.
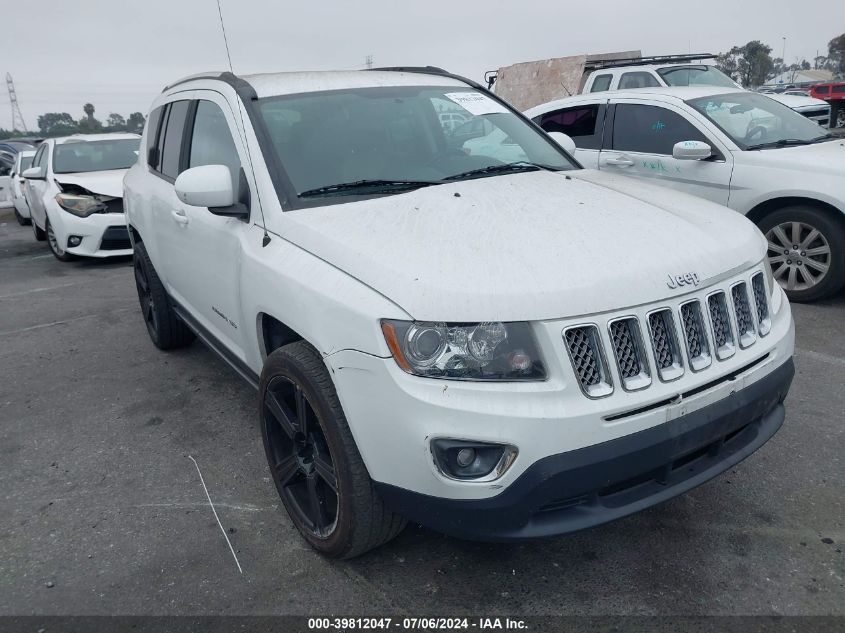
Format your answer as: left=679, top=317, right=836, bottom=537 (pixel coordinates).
left=0, top=210, right=843, bottom=617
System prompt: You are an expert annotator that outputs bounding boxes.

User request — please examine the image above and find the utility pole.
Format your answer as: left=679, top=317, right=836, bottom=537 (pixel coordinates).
left=5, top=73, right=28, bottom=133
left=365, top=55, right=373, bottom=70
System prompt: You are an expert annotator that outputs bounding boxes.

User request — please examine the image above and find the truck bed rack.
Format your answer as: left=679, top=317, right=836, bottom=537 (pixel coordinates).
left=584, top=53, right=716, bottom=71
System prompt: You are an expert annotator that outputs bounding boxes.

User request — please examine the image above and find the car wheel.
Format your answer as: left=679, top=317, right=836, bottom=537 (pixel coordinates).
left=45, top=217, right=76, bottom=262
left=837, top=109, right=845, bottom=129
left=32, top=217, right=46, bottom=241
left=759, top=206, right=845, bottom=302
left=133, top=241, right=195, bottom=350
left=260, top=341, right=406, bottom=558
left=14, top=208, right=31, bottom=226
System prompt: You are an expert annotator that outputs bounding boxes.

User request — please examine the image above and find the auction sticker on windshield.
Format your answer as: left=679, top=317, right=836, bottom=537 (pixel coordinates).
left=444, top=92, right=509, bottom=115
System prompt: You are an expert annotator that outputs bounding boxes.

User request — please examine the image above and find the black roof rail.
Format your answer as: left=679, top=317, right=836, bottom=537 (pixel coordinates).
left=367, top=66, right=450, bottom=75
left=585, top=53, right=716, bottom=71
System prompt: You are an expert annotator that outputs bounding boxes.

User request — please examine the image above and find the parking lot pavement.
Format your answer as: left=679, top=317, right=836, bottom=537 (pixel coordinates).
left=0, top=211, right=843, bottom=618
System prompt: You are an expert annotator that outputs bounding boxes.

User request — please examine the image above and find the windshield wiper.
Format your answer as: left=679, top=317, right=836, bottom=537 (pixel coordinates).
left=746, top=138, right=815, bottom=150
left=299, top=179, right=440, bottom=198
left=443, top=162, right=560, bottom=182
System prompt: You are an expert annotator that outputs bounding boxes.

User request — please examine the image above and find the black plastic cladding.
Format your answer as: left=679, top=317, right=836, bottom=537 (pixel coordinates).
left=161, top=67, right=581, bottom=212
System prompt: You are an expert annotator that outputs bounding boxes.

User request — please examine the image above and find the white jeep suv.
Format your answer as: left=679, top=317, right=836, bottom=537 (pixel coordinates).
left=527, top=87, right=845, bottom=301
left=23, top=133, right=140, bottom=261
left=124, top=68, right=795, bottom=558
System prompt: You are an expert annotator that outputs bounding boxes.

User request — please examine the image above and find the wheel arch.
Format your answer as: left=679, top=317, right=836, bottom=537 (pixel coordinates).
left=258, top=313, right=305, bottom=360
left=746, top=196, right=845, bottom=229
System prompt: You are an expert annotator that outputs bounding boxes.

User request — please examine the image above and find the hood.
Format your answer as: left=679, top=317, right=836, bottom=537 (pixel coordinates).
left=279, top=170, right=764, bottom=322
left=54, top=169, right=128, bottom=198
left=767, top=93, right=829, bottom=110
left=734, top=137, right=845, bottom=176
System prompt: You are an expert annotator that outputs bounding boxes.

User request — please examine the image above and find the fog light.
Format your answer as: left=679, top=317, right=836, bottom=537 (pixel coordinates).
left=67, top=235, right=82, bottom=248
left=431, top=439, right=517, bottom=481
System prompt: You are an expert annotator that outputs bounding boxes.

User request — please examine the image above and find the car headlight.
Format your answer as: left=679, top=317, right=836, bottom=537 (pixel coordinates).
left=55, top=193, right=108, bottom=217
left=381, top=320, right=546, bottom=380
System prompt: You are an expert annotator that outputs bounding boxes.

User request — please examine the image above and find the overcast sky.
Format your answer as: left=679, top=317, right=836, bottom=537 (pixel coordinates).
left=2, top=0, right=842, bottom=130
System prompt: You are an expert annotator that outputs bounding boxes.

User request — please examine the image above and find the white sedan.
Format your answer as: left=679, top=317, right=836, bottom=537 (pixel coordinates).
left=526, top=87, right=845, bottom=301
left=23, top=133, right=140, bottom=261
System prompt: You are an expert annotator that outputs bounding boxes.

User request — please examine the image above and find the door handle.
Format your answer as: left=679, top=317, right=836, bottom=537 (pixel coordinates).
left=605, top=156, right=634, bottom=167
left=171, top=209, right=189, bottom=225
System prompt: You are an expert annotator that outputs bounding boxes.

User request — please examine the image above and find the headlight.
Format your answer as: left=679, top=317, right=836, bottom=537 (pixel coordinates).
left=381, top=320, right=546, bottom=381
left=55, top=193, right=108, bottom=217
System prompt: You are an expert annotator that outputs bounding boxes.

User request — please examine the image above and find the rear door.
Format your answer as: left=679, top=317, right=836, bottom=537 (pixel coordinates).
left=599, top=100, right=733, bottom=205
left=533, top=102, right=607, bottom=168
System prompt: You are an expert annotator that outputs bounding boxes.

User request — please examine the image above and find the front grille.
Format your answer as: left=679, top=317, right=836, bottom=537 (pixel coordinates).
left=751, top=273, right=771, bottom=336
left=563, top=326, right=612, bottom=398
left=609, top=318, right=651, bottom=391
left=707, top=292, right=735, bottom=360
left=731, top=282, right=756, bottom=348
left=99, top=225, right=131, bottom=251
left=680, top=301, right=711, bottom=371
left=647, top=309, right=683, bottom=381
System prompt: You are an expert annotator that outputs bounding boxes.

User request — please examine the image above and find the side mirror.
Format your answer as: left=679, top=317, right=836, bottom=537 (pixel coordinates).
left=22, top=166, right=45, bottom=180
left=672, top=140, right=712, bottom=160
left=547, top=131, right=577, bottom=154
left=175, top=164, right=235, bottom=207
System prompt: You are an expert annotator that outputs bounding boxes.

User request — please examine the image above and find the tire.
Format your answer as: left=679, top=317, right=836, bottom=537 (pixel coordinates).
left=32, top=217, right=46, bottom=241
left=758, top=205, right=845, bottom=302
left=837, top=109, right=845, bottom=129
left=133, top=241, right=195, bottom=350
left=14, top=208, right=31, bottom=226
left=45, top=216, right=76, bottom=262
left=260, top=341, right=406, bottom=558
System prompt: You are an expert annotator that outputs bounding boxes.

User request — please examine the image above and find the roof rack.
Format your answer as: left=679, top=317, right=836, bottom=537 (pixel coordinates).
left=584, top=53, right=716, bottom=71
left=367, top=66, right=449, bottom=75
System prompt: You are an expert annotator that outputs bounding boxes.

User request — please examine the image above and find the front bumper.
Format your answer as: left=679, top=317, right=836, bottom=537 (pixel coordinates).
left=47, top=206, right=132, bottom=258
left=375, top=357, right=794, bottom=541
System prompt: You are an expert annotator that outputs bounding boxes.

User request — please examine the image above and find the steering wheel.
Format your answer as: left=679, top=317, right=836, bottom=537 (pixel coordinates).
left=744, top=125, right=767, bottom=144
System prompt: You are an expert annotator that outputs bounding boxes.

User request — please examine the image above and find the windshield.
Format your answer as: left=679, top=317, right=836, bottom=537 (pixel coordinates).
left=257, top=86, right=576, bottom=206
left=687, top=92, right=830, bottom=150
left=659, top=65, right=740, bottom=88
left=53, top=138, right=140, bottom=174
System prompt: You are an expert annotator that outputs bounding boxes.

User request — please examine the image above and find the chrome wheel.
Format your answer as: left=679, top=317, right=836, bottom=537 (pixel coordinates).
left=46, top=220, right=64, bottom=256
left=838, top=110, right=845, bottom=129
left=766, top=221, right=831, bottom=292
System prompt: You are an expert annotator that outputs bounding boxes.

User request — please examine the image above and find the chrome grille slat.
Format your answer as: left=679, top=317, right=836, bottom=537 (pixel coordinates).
left=707, top=292, right=736, bottom=360
left=680, top=300, right=712, bottom=371
left=647, top=309, right=684, bottom=381
left=563, top=325, right=613, bottom=398
left=731, top=282, right=756, bottom=348
left=608, top=318, right=651, bottom=391
left=751, top=273, right=771, bottom=336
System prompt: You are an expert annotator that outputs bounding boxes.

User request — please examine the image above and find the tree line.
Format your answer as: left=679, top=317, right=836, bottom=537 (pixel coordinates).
left=716, top=32, right=844, bottom=88
left=0, top=103, right=146, bottom=139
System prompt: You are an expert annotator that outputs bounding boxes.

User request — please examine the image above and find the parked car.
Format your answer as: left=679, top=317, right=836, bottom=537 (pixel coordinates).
left=451, top=116, right=530, bottom=163
left=782, top=89, right=810, bottom=97
left=0, top=150, right=14, bottom=207
left=10, top=150, right=36, bottom=225
left=124, top=68, right=794, bottom=558
left=808, top=82, right=845, bottom=128
left=23, top=133, right=140, bottom=261
left=582, top=57, right=832, bottom=128
left=527, top=87, right=845, bottom=301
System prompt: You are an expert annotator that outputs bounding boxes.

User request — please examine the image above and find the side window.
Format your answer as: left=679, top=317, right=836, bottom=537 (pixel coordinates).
left=145, top=106, right=164, bottom=168
left=188, top=100, right=242, bottom=192
left=612, top=104, right=708, bottom=155
left=618, top=72, right=661, bottom=90
left=159, top=100, right=190, bottom=180
left=535, top=104, right=604, bottom=150
left=590, top=74, right=612, bottom=92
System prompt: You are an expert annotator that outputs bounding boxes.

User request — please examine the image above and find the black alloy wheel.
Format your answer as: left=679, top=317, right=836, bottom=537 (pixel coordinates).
left=134, top=253, right=159, bottom=342
left=263, top=375, right=339, bottom=538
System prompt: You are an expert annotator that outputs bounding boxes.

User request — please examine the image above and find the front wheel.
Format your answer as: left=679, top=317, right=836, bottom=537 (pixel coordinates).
left=759, top=206, right=845, bottom=302
left=45, top=217, right=76, bottom=262
left=260, top=341, right=405, bottom=558
left=14, top=208, right=31, bottom=226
